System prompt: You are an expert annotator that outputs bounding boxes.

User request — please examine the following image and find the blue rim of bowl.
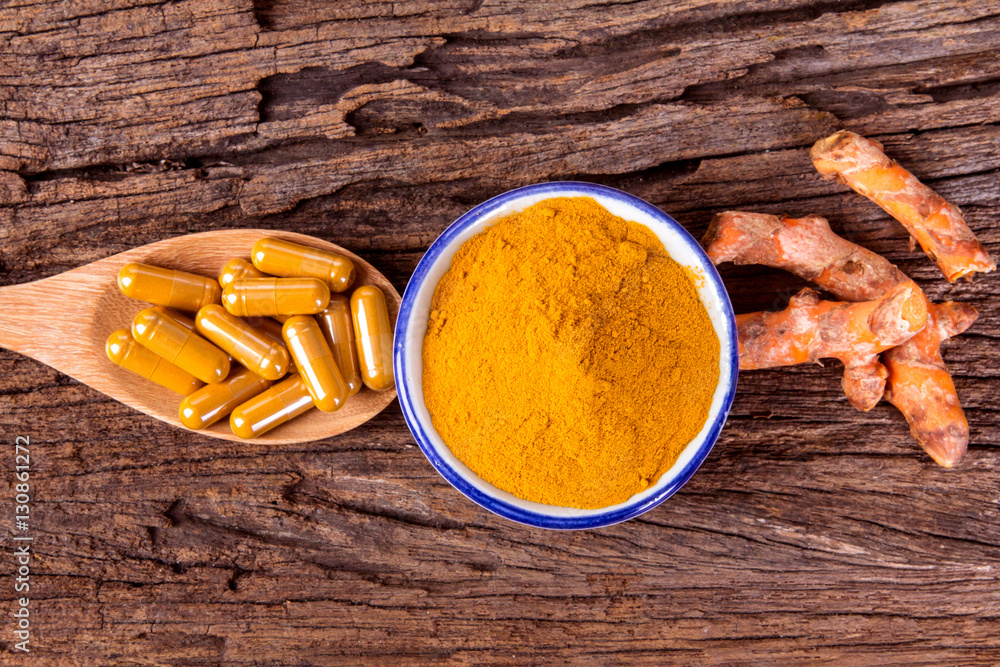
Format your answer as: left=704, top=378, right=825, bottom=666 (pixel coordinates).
left=394, top=181, right=739, bottom=530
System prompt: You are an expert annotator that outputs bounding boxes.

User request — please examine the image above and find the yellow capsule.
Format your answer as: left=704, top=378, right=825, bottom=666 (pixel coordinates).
left=246, top=317, right=298, bottom=374
left=118, top=263, right=221, bottom=311
left=251, top=237, right=356, bottom=293
left=218, top=258, right=265, bottom=290
left=351, top=286, right=395, bottom=391
left=230, top=375, right=315, bottom=439
left=150, top=306, right=196, bottom=329
left=282, top=316, right=348, bottom=412
left=154, top=306, right=235, bottom=366
left=105, top=329, right=202, bottom=395
left=132, top=308, right=230, bottom=384
left=179, top=367, right=272, bottom=430
left=245, top=316, right=285, bottom=346
left=195, top=305, right=290, bottom=381
left=271, top=314, right=290, bottom=324
left=316, top=294, right=362, bottom=396
left=222, top=277, right=330, bottom=317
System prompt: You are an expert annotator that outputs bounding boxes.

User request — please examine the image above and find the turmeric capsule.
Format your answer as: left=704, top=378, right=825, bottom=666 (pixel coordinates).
left=245, top=316, right=286, bottom=346
left=282, top=316, right=348, bottom=412
left=195, top=305, right=290, bottom=381
left=218, top=258, right=265, bottom=290
left=179, top=367, right=272, bottom=430
left=153, top=306, right=236, bottom=365
left=106, top=329, right=202, bottom=395
left=150, top=306, right=195, bottom=330
left=252, top=237, right=356, bottom=293
left=118, top=263, right=221, bottom=312
left=132, top=307, right=230, bottom=384
left=246, top=317, right=298, bottom=374
left=229, top=375, right=315, bottom=439
left=351, top=286, right=395, bottom=391
left=222, top=277, right=330, bottom=317
left=316, top=294, right=362, bottom=396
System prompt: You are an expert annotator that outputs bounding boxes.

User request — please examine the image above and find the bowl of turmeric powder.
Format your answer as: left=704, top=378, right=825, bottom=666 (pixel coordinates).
left=395, top=182, right=738, bottom=529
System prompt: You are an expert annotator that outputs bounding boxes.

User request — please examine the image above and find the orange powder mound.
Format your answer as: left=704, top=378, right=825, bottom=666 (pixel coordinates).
left=422, top=197, right=720, bottom=509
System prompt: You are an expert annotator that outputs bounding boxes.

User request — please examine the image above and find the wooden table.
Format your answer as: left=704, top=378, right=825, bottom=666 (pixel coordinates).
left=2, top=1, right=998, bottom=663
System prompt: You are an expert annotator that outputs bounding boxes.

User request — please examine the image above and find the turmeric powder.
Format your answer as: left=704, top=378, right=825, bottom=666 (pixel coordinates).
left=422, top=197, right=720, bottom=509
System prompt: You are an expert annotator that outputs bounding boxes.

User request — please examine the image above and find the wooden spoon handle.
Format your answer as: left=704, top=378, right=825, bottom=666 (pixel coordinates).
left=0, top=272, right=104, bottom=372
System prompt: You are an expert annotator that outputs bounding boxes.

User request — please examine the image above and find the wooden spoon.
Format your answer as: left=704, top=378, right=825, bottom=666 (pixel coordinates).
left=0, top=229, right=400, bottom=444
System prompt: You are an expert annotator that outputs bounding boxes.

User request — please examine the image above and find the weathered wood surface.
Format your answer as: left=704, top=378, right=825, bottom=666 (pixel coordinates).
left=1, top=0, right=998, bottom=663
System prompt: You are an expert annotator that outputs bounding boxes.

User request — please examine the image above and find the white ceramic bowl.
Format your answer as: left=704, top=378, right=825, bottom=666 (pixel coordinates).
left=394, top=182, right=738, bottom=529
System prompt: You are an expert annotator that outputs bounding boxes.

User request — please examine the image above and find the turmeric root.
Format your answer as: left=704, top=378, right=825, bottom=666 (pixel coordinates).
left=884, top=302, right=977, bottom=466
left=811, top=130, right=995, bottom=282
left=711, top=211, right=929, bottom=410
left=704, top=210, right=978, bottom=465
left=737, top=283, right=927, bottom=410
left=704, top=211, right=909, bottom=301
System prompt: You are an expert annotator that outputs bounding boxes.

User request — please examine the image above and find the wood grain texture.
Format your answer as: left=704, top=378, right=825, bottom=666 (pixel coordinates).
left=1, top=0, right=998, bottom=664
left=0, top=229, right=399, bottom=443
